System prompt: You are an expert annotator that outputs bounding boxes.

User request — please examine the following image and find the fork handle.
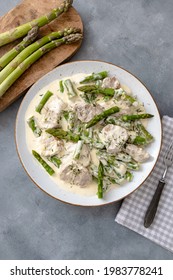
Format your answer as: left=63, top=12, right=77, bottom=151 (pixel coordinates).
left=144, top=180, right=165, bottom=228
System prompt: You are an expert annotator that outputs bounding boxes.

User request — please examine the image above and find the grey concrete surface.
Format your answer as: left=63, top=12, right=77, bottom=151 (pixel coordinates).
left=0, top=0, right=173, bottom=260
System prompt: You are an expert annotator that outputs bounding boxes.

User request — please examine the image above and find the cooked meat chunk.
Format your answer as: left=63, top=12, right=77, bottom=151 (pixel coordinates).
left=102, top=76, right=120, bottom=89
left=125, top=144, right=150, bottom=162
left=100, top=124, right=128, bottom=154
left=36, top=132, right=64, bottom=157
left=60, top=162, right=92, bottom=187
left=75, top=102, right=103, bottom=122
left=38, top=96, right=66, bottom=129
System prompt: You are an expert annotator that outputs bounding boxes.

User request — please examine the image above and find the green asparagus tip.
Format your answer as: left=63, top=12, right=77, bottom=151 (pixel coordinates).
left=80, top=71, right=108, bottom=84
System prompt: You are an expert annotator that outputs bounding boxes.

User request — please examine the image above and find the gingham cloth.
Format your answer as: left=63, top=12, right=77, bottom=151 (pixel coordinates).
left=115, top=116, right=173, bottom=253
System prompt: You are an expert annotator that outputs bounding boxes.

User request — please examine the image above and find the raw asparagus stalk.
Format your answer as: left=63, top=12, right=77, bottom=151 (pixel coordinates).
left=0, top=27, right=79, bottom=84
left=78, top=85, right=115, bottom=96
left=48, top=156, right=62, bottom=168
left=32, top=150, right=55, bottom=175
left=122, top=113, right=154, bottom=121
left=0, top=26, right=39, bottom=71
left=80, top=71, right=108, bottom=84
left=0, top=0, right=73, bottom=47
left=59, top=80, right=64, bottom=93
left=97, top=161, right=104, bottom=199
left=35, top=90, right=53, bottom=113
left=64, top=79, right=77, bottom=98
left=86, top=106, right=120, bottom=128
left=46, top=128, right=80, bottom=142
left=0, top=33, right=82, bottom=98
left=27, top=116, right=42, bottom=137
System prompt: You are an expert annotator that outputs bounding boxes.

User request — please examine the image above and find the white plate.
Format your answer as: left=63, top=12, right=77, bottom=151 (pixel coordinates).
left=15, top=60, right=162, bottom=206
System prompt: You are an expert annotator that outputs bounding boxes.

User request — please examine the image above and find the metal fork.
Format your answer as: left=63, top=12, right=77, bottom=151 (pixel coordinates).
left=144, top=140, right=173, bottom=228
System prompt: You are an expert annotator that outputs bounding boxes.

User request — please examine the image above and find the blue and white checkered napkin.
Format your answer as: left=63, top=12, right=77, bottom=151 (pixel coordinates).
left=115, top=116, right=173, bottom=253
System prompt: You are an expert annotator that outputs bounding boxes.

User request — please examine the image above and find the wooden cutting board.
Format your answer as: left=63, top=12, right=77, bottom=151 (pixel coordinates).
left=0, top=0, right=83, bottom=112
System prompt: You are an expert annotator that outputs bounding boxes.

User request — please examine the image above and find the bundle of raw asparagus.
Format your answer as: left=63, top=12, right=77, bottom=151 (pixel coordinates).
left=0, top=0, right=82, bottom=98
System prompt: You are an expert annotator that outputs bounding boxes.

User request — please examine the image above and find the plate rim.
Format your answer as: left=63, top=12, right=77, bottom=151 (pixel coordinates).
left=15, top=59, right=163, bottom=207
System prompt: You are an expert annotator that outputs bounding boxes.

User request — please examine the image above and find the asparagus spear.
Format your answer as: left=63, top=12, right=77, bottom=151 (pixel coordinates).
left=105, top=175, right=125, bottom=185
left=27, top=116, right=42, bottom=137
left=86, top=106, right=120, bottom=128
left=97, top=161, right=104, bottom=199
left=63, top=110, right=70, bottom=120
left=136, top=123, right=154, bottom=143
left=78, top=85, right=96, bottom=92
left=64, top=79, right=77, bottom=98
left=46, top=128, right=67, bottom=137
left=0, top=26, right=39, bottom=71
left=48, top=156, right=62, bottom=168
left=35, top=91, right=53, bottom=113
left=132, top=136, right=146, bottom=145
left=62, top=110, right=77, bottom=131
left=46, top=128, right=80, bottom=142
left=0, top=0, right=73, bottom=47
left=115, top=152, right=132, bottom=163
left=0, top=27, right=79, bottom=84
left=0, top=33, right=82, bottom=98
left=78, top=85, right=115, bottom=96
left=80, top=71, right=108, bottom=84
left=121, top=93, right=136, bottom=104
left=126, top=161, right=140, bottom=170
left=80, top=92, right=97, bottom=104
left=32, top=150, right=55, bottom=175
left=59, top=80, right=64, bottom=93
left=122, top=113, right=154, bottom=121
left=125, top=171, right=133, bottom=181
left=73, top=140, right=84, bottom=159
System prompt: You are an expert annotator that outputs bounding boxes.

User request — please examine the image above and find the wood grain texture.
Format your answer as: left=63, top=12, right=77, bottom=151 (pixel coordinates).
left=0, top=0, right=83, bottom=112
